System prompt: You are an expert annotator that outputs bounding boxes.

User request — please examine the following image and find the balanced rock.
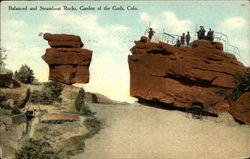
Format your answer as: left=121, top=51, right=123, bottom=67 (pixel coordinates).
left=42, top=33, right=92, bottom=85
left=229, top=92, right=250, bottom=124
left=128, top=38, right=246, bottom=114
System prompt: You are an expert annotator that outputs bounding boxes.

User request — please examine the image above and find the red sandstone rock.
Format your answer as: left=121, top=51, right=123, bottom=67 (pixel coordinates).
left=48, top=65, right=90, bottom=84
left=42, top=48, right=92, bottom=65
left=192, top=40, right=224, bottom=51
left=229, top=92, right=250, bottom=124
left=41, top=113, right=80, bottom=122
left=42, top=33, right=92, bottom=85
left=43, top=33, right=83, bottom=48
left=129, top=39, right=246, bottom=114
left=140, top=36, right=148, bottom=43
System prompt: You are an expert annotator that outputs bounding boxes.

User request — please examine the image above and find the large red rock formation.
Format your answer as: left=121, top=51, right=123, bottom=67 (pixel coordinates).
left=42, top=33, right=92, bottom=85
left=229, top=92, right=250, bottom=124
left=129, top=38, right=246, bottom=115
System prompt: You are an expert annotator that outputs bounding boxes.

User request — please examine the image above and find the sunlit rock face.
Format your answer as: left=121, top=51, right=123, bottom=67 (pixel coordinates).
left=129, top=37, right=246, bottom=119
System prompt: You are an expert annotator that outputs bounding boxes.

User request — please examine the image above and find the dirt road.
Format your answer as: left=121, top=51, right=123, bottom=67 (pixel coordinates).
left=72, top=103, right=250, bottom=159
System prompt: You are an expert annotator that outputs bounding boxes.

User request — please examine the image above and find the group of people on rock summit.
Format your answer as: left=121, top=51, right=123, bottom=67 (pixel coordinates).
left=147, top=26, right=214, bottom=47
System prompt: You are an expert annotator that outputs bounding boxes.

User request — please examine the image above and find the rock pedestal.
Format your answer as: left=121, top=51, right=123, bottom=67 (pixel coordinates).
left=42, top=33, right=92, bottom=85
left=128, top=38, right=246, bottom=116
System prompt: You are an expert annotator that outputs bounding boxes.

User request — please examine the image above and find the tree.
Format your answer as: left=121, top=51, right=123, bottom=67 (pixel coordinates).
left=14, top=64, right=35, bottom=84
left=0, top=47, right=7, bottom=69
left=229, top=68, right=250, bottom=101
left=74, top=88, right=93, bottom=116
left=74, top=88, right=85, bottom=111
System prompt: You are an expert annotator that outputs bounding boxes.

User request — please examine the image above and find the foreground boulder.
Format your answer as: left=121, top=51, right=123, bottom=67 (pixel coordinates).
left=129, top=38, right=246, bottom=115
left=0, top=68, right=13, bottom=88
left=0, top=80, right=30, bottom=109
left=42, top=33, right=92, bottom=85
left=229, top=92, right=250, bottom=124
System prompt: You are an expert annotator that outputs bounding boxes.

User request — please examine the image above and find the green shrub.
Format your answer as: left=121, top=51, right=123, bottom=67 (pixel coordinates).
left=74, top=88, right=93, bottom=116
left=0, top=47, right=7, bottom=69
left=29, top=90, right=53, bottom=105
left=230, top=68, right=250, bottom=101
left=14, top=64, right=35, bottom=84
left=43, top=81, right=62, bottom=103
left=29, top=82, right=62, bottom=105
left=74, top=88, right=85, bottom=111
left=16, top=139, right=68, bottom=159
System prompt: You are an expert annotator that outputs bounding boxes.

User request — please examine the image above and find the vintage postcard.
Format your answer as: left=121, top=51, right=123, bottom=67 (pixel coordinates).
left=0, top=0, right=249, bottom=159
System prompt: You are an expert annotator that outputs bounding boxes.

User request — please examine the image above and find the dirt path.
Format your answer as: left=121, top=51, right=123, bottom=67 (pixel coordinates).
left=72, top=103, right=250, bottom=159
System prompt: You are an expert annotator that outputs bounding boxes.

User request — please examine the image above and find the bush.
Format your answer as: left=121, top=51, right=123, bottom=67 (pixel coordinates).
left=43, top=81, right=62, bottom=103
left=74, top=88, right=85, bottom=111
left=74, top=88, right=93, bottom=116
left=14, top=64, right=35, bottom=84
left=16, top=139, right=68, bottom=159
left=29, top=82, right=62, bottom=105
left=29, top=90, right=52, bottom=105
left=229, top=68, right=250, bottom=101
left=0, top=47, right=7, bottom=69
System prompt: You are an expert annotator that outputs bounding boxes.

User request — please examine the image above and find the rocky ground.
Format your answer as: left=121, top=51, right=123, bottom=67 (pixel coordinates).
left=0, top=101, right=98, bottom=159
left=0, top=83, right=105, bottom=159
left=72, top=103, right=250, bottom=159
left=1, top=89, right=250, bottom=159
left=1, top=82, right=249, bottom=159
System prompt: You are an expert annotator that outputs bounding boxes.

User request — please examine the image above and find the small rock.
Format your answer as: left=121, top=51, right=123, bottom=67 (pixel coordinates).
left=0, top=68, right=13, bottom=88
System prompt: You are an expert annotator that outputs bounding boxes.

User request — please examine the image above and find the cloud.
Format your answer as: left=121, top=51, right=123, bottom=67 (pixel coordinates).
left=140, top=12, right=159, bottom=29
left=38, top=24, right=57, bottom=33
left=4, top=19, right=28, bottom=28
left=140, top=11, right=193, bottom=35
left=111, top=25, right=129, bottom=32
left=1, top=19, right=29, bottom=40
left=216, top=17, right=250, bottom=66
left=162, top=11, right=193, bottom=34
left=217, top=17, right=248, bottom=31
left=140, top=12, right=151, bottom=22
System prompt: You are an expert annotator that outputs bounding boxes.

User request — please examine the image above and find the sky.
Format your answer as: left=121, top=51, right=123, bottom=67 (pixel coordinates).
left=1, top=0, right=250, bottom=103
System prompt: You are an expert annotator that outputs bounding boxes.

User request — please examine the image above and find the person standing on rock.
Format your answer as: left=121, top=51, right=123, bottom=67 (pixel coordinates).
left=148, top=28, right=155, bottom=42
left=176, top=38, right=181, bottom=47
left=201, top=26, right=206, bottom=40
left=197, top=26, right=205, bottom=40
left=207, top=28, right=214, bottom=42
left=180, top=33, right=185, bottom=45
left=186, top=31, right=191, bottom=47
left=197, top=26, right=202, bottom=40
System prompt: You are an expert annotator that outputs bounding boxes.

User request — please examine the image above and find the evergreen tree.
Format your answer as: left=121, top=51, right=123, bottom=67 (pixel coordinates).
left=75, top=88, right=85, bottom=111
left=14, top=64, right=35, bottom=84
left=0, top=47, right=7, bottom=69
